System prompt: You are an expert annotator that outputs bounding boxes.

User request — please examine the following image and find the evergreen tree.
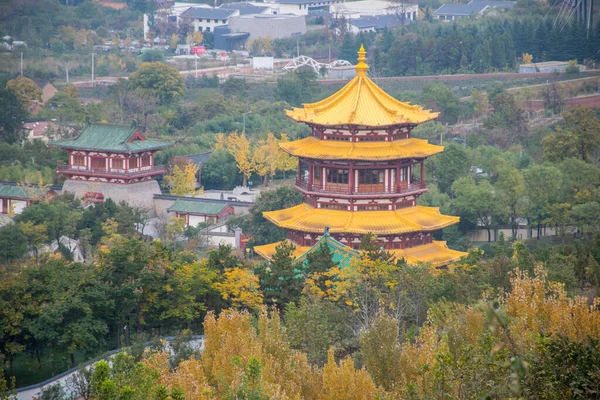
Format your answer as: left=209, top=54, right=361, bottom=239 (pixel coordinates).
left=261, top=240, right=302, bottom=308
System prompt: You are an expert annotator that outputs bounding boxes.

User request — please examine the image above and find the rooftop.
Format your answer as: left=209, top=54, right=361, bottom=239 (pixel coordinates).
left=219, top=2, right=269, bottom=15
left=167, top=199, right=230, bottom=215
left=351, top=14, right=412, bottom=30
left=254, top=237, right=467, bottom=267
left=180, top=7, right=238, bottom=20
left=0, top=181, right=53, bottom=200
left=280, top=137, right=444, bottom=161
left=48, top=123, right=173, bottom=153
left=434, top=3, right=488, bottom=16
left=286, top=46, right=438, bottom=127
left=277, top=0, right=335, bottom=4
left=263, top=204, right=460, bottom=235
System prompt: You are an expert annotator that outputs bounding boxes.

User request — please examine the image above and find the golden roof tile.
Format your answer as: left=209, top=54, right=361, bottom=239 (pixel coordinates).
left=280, top=136, right=443, bottom=161
left=263, top=204, right=460, bottom=235
left=254, top=239, right=467, bottom=267
left=389, top=241, right=467, bottom=267
left=286, top=45, right=439, bottom=127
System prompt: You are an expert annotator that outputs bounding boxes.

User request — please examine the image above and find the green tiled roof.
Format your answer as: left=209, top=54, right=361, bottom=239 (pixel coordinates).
left=168, top=199, right=230, bottom=215
left=48, top=123, right=173, bottom=152
left=0, top=183, right=49, bottom=199
left=296, top=233, right=359, bottom=268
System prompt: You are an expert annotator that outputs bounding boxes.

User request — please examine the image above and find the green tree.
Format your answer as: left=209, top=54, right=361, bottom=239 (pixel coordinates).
left=128, top=62, right=185, bottom=105
left=495, top=167, right=527, bottom=239
left=0, top=224, right=28, bottom=263
left=433, top=143, right=471, bottom=194
left=421, top=83, right=467, bottom=125
left=261, top=240, right=302, bottom=308
left=452, top=177, right=498, bottom=241
left=28, top=258, right=107, bottom=368
left=523, top=164, right=562, bottom=238
left=275, top=69, right=320, bottom=107
left=543, top=106, right=600, bottom=162
left=0, top=87, right=28, bottom=144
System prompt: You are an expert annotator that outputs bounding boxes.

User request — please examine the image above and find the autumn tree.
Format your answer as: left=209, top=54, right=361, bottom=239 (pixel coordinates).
left=226, top=132, right=254, bottom=187
left=212, top=267, right=264, bottom=310
left=6, top=76, right=42, bottom=109
left=164, top=162, right=202, bottom=197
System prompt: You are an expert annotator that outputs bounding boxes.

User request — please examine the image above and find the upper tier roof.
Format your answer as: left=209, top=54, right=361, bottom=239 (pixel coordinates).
left=49, top=123, right=173, bottom=153
left=263, top=204, right=459, bottom=235
left=286, top=45, right=438, bottom=127
left=280, top=136, right=444, bottom=160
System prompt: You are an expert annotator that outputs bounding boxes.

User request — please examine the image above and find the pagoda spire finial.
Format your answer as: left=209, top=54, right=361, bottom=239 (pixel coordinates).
left=355, top=44, right=369, bottom=76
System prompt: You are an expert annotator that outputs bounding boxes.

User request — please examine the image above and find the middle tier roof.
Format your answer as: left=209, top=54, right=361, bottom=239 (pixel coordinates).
left=263, top=204, right=459, bottom=235
left=280, top=137, right=444, bottom=161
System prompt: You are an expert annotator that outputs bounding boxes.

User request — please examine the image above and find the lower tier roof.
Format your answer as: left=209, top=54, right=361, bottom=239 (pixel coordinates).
left=263, top=204, right=460, bottom=235
left=254, top=240, right=466, bottom=267
left=279, top=137, right=444, bottom=161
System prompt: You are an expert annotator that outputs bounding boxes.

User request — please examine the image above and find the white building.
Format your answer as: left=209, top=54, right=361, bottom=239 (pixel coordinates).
left=180, top=7, right=240, bottom=32
left=331, top=0, right=418, bottom=21
left=272, top=0, right=344, bottom=16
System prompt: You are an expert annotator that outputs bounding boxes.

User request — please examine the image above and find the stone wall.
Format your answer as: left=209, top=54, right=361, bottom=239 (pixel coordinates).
left=62, top=180, right=161, bottom=211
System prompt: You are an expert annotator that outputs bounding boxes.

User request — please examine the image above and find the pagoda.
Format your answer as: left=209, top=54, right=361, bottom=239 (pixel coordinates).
left=254, top=46, right=467, bottom=266
left=49, top=122, right=173, bottom=209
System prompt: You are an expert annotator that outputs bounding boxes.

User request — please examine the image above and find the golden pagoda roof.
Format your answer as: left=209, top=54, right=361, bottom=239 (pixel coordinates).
left=285, top=45, right=438, bottom=127
left=280, top=136, right=443, bottom=161
left=263, top=204, right=460, bottom=235
left=254, top=240, right=466, bottom=267
left=389, top=241, right=467, bottom=267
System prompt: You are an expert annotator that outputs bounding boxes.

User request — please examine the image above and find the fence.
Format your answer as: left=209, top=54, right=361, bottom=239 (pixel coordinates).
left=14, top=335, right=204, bottom=400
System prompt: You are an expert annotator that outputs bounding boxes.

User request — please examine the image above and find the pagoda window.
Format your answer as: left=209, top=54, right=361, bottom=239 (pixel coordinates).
left=72, top=155, right=85, bottom=166
left=320, top=203, right=347, bottom=210
left=91, top=157, right=106, bottom=170
left=141, top=155, right=151, bottom=167
left=326, top=168, right=348, bottom=184
left=358, top=169, right=384, bottom=185
left=357, top=204, right=388, bottom=211
left=112, top=159, right=124, bottom=170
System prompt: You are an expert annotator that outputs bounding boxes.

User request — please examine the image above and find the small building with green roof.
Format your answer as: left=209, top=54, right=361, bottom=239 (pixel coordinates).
left=49, top=122, right=173, bottom=208
left=168, top=198, right=234, bottom=227
left=0, top=181, right=54, bottom=215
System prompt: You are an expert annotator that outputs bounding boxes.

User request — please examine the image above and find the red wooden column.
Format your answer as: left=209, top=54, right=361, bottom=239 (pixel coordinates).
left=395, top=162, right=401, bottom=190
left=349, top=162, right=355, bottom=194
left=308, top=161, right=314, bottom=189
left=296, top=159, right=302, bottom=182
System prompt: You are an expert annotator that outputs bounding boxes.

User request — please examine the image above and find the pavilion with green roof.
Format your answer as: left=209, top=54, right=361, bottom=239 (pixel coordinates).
left=49, top=122, right=173, bottom=208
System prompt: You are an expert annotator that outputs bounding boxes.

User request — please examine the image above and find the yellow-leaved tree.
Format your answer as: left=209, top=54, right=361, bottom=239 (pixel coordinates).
left=226, top=132, right=254, bottom=187
left=252, top=139, right=269, bottom=185
left=212, top=267, right=264, bottom=310
left=522, top=52, right=533, bottom=64
left=278, top=133, right=297, bottom=180
left=212, top=133, right=226, bottom=151
left=164, top=162, right=203, bottom=197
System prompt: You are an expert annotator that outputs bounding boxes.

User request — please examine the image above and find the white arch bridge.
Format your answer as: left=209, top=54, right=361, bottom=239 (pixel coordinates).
left=283, top=56, right=353, bottom=74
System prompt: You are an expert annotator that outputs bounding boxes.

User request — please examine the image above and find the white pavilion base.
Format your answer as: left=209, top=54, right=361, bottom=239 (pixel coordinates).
left=61, top=179, right=161, bottom=211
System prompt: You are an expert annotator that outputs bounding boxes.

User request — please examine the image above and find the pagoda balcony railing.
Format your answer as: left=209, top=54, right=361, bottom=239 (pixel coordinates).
left=296, top=178, right=426, bottom=195
left=57, top=164, right=167, bottom=177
